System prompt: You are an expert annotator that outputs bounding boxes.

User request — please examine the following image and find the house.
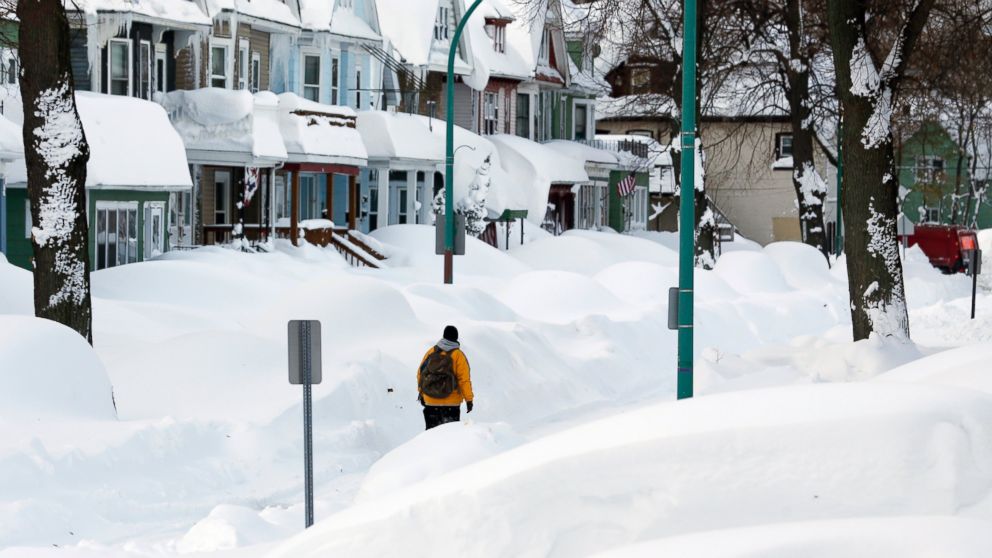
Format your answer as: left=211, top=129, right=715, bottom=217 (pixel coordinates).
left=4, top=93, right=193, bottom=270
left=159, top=88, right=287, bottom=246
left=63, top=0, right=212, bottom=96
left=544, top=139, right=649, bottom=232
left=897, top=121, right=992, bottom=228
left=596, top=92, right=837, bottom=245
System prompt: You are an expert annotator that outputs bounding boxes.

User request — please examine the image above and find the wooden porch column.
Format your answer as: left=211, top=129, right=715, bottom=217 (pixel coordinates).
left=348, top=174, right=358, bottom=230
left=325, top=173, right=334, bottom=224
left=291, top=170, right=300, bottom=246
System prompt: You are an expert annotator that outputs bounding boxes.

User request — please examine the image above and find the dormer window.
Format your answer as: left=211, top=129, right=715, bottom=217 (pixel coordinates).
left=434, top=6, right=450, bottom=41
left=539, top=27, right=551, bottom=64
left=485, top=19, right=508, bottom=53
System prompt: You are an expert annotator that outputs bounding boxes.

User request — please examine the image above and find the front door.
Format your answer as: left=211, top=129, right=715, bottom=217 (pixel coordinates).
left=214, top=170, right=231, bottom=225
left=388, top=170, right=408, bottom=225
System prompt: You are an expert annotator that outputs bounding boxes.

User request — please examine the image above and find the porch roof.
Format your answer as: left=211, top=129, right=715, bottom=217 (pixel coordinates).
left=7, top=93, right=192, bottom=190
left=204, top=0, right=301, bottom=31
left=159, top=88, right=288, bottom=166
left=356, top=111, right=444, bottom=164
left=278, top=93, right=367, bottom=168
left=489, top=134, right=589, bottom=223
left=63, top=0, right=212, bottom=28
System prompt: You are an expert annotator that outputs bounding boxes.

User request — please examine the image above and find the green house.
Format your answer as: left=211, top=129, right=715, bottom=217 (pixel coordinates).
left=899, top=121, right=992, bottom=228
left=3, top=92, right=192, bottom=271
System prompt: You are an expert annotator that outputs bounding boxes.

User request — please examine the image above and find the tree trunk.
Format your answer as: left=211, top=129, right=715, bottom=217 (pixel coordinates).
left=827, top=0, right=933, bottom=341
left=784, top=0, right=829, bottom=260
left=17, top=0, right=93, bottom=343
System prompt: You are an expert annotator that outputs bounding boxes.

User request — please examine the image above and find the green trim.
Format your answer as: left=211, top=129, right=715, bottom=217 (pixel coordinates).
left=4, top=189, right=31, bottom=269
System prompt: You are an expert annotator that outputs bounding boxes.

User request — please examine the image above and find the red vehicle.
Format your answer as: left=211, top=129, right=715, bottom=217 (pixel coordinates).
left=901, top=224, right=979, bottom=274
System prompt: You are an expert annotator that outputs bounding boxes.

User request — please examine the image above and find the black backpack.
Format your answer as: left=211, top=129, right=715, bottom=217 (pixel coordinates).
left=419, top=347, right=457, bottom=398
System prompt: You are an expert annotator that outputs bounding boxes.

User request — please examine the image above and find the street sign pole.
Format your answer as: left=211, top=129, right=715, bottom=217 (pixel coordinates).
left=676, top=0, right=698, bottom=400
left=288, top=320, right=322, bottom=529
left=444, top=0, right=484, bottom=284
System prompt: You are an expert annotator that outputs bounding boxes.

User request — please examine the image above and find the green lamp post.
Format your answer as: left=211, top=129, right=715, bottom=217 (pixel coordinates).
left=677, top=0, right=698, bottom=400
left=444, top=0, right=485, bottom=284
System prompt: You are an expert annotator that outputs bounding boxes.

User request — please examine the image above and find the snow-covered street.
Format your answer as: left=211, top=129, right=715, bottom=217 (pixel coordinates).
left=1, top=227, right=990, bottom=557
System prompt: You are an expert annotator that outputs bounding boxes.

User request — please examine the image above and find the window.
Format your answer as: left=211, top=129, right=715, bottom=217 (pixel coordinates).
left=368, top=169, right=379, bottom=230
left=629, top=129, right=654, bottom=138
left=539, top=28, right=551, bottom=64
left=138, top=41, right=151, bottom=99
left=303, top=54, right=321, bottom=102
left=238, top=39, right=249, bottom=90
left=214, top=171, right=231, bottom=224
left=331, top=57, right=340, bottom=104
left=486, top=22, right=506, bottom=53
left=95, top=202, right=138, bottom=270
left=144, top=202, right=165, bottom=258
left=483, top=91, right=498, bottom=135
left=355, top=66, right=362, bottom=109
left=274, top=174, right=288, bottom=221
left=516, top=93, right=530, bottom=139
left=776, top=133, right=793, bottom=159
left=630, top=67, right=651, bottom=93
left=251, top=52, right=261, bottom=93
left=108, top=39, right=131, bottom=96
left=6, top=56, right=16, bottom=85
left=434, top=6, right=450, bottom=41
left=574, top=103, right=588, bottom=141
left=915, top=156, right=945, bottom=184
left=154, top=45, right=167, bottom=94
left=210, top=45, right=229, bottom=88
left=924, top=206, right=940, bottom=223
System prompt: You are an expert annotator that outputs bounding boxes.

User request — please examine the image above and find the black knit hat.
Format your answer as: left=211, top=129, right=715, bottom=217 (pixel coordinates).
left=443, top=325, right=459, bottom=342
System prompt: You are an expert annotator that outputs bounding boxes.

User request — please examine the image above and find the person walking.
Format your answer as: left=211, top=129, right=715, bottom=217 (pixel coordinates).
left=417, top=325, right=473, bottom=430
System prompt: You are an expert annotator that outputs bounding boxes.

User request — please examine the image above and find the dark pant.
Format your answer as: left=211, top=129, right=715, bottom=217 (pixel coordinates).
left=423, top=405, right=461, bottom=430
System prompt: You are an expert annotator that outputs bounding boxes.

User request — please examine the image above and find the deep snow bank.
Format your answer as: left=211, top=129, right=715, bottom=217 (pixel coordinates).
left=0, top=316, right=116, bottom=421
left=268, top=383, right=992, bottom=558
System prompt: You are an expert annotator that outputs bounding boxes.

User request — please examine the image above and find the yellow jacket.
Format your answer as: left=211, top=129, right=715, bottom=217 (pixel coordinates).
left=418, top=346, right=473, bottom=406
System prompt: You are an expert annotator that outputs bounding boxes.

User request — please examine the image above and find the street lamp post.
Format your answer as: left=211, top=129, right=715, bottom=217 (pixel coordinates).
left=444, top=0, right=484, bottom=284
left=677, top=0, right=698, bottom=400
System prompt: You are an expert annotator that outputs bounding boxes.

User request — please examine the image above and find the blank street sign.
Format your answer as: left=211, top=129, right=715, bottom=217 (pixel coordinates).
left=288, top=320, right=322, bottom=385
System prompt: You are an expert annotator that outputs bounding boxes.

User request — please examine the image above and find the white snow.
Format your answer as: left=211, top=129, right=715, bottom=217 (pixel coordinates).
left=376, top=0, right=441, bottom=65
left=355, top=111, right=444, bottom=163
left=64, top=0, right=212, bottom=27
left=204, top=0, right=300, bottom=28
left=277, top=93, right=367, bottom=165
left=0, top=113, right=22, bottom=161
left=160, top=88, right=288, bottom=163
left=1, top=221, right=991, bottom=556
left=489, top=134, right=588, bottom=223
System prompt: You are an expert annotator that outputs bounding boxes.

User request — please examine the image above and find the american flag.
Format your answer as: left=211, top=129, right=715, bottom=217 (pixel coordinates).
left=616, top=172, right=637, bottom=197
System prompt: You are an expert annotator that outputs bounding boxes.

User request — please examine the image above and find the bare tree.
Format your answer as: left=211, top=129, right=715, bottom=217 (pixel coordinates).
left=827, top=0, right=936, bottom=341
left=17, top=0, right=94, bottom=342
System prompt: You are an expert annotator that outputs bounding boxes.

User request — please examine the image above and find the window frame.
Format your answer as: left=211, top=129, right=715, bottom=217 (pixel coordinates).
left=435, top=6, right=450, bottom=41
left=94, top=201, right=139, bottom=270
left=138, top=40, right=152, bottom=99
left=238, top=38, right=249, bottom=90
left=355, top=65, right=362, bottom=109
left=154, top=44, right=168, bottom=94
left=515, top=93, right=531, bottom=139
left=539, top=28, right=551, bottom=64
left=574, top=102, right=589, bottom=141
left=331, top=56, right=340, bottom=105
left=483, top=91, right=498, bottom=135
left=775, top=132, right=794, bottom=159
left=251, top=51, right=261, bottom=93
left=108, top=38, right=132, bottom=96
left=5, top=53, right=16, bottom=85
left=301, top=51, right=323, bottom=102
left=210, top=42, right=230, bottom=88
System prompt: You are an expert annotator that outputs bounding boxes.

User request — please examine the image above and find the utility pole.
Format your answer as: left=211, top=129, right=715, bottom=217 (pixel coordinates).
left=444, top=0, right=484, bottom=284
left=677, top=0, right=697, bottom=400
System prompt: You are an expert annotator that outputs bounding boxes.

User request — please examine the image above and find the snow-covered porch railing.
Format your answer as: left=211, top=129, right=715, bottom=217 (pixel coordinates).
left=202, top=221, right=387, bottom=268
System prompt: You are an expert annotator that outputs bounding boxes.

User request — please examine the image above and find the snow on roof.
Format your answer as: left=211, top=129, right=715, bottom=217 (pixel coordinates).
left=277, top=93, right=367, bottom=166
left=204, top=0, right=300, bottom=28
left=297, top=0, right=333, bottom=30
left=356, top=111, right=444, bottom=163
left=377, top=0, right=441, bottom=66
left=490, top=134, right=588, bottom=222
left=330, top=7, right=381, bottom=41
left=0, top=113, right=22, bottom=162
left=159, top=88, right=288, bottom=164
left=9, top=93, right=192, bottom=189
left=544, top=140, right=618, bottom=166
left=459, top=0, right=533, bottom=88
left=567, top=57, right=609, bottom=95
left=63, top=0, right=212, bottom=26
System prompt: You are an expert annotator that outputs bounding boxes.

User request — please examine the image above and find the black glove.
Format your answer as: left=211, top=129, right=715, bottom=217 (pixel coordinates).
left=466, top=400, right=474, bottom=413
left=418, top=394, right=425, bottom=407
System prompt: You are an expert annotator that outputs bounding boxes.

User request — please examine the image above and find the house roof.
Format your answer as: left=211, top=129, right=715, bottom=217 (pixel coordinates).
left=8, top=93, right=192, bottom=190
left=204, top=0, right=301, bottom=30
left=459, top=0, right=533, bottom=87
left=376, top=0, right=442, bottom=66
left=490, top=134, right=589, bottom=220
left=159, top=88, right=288, bottom=165
left=63, top=0, right=212, bottom=27
left=277, top=93, right=367, bottom=167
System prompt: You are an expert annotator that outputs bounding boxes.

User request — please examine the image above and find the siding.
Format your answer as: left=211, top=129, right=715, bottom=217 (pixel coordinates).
left=453, top=83, right=474, bottom=132
left=249, top=28, right=270, bottom=90
left=69, top=29, right=91, bottom=91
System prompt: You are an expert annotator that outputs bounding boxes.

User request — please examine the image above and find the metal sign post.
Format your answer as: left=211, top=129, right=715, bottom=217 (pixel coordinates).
left=963, top=248, right=982, bottom=320
left=288, top=320, right=322, bottom=529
